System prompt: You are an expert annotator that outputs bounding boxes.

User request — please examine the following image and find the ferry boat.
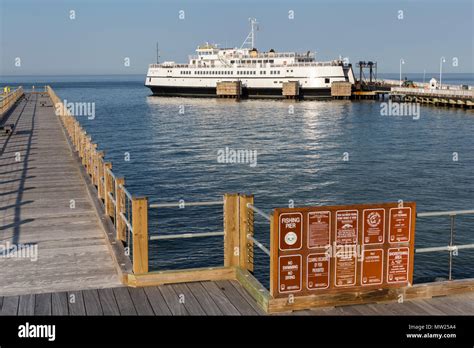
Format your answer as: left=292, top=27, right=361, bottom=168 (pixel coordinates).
left=145, top=19, right=356, bottom=99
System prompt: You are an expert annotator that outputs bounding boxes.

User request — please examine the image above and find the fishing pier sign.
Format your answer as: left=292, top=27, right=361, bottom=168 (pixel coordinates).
left=270, top=202, right=416, bottom=302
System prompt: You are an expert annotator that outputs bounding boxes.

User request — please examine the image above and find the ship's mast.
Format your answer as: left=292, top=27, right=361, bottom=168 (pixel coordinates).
left=240, top=18, right=259, bottom=49
left=156, top=42, right=160, bottom=64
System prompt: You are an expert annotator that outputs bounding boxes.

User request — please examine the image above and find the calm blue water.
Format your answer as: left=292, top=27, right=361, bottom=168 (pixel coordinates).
left=2, top=74, right=473, bottom=286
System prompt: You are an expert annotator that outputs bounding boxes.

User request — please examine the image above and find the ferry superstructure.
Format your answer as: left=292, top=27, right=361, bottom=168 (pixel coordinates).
left=145, top=19, right=356, bottom=98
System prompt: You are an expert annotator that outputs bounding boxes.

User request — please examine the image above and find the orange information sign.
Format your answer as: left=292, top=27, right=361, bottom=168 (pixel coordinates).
left=361, top=249, right=383, bottom=286
left=307, top=211, right=331, bottom=248
left=363, top=208, right=385, bottom=245
left=336, top=210, right=358, bottom=245
left=334, top=253, right=357, bottom=287
left=389, top=207, right=411, bottom=243
left=307, top=253, right=330, bottom=290
left=387, top=247, right=410, bottom=283
left=271, top=202, right=416, bottom=299
left=278, top=255, right=302, bottom=293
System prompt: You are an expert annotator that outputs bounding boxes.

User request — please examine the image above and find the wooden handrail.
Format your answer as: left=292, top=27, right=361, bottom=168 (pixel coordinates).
left=0, top=86, right=24, bottom=117
left=46, top=85, right=138, bottom=272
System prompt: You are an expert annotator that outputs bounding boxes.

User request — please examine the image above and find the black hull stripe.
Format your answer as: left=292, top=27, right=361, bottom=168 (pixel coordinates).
left=147, top=86, right=332, bottom=98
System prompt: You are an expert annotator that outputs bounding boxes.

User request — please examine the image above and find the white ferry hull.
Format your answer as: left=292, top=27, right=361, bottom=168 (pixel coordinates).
left=145, top=65, right=354, bottom=99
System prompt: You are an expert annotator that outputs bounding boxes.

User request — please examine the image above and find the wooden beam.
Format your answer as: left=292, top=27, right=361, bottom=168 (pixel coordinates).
left=97, top=155, right=105, bottom=200
left=239, top=194, right=254, bottom=272
left=132, top=196, right=149, bottom=274
left=235, top=268, right=269, bottom=313
left=269, top=214, right=276, bottom=298
left=267, top=278, right=474, bottom=313
left=223, top=193, right=239, bottom=267
left=127, top=267, right=236, bottom=287
left=115, top=177, right=126, bottom=242
left=103, top=162, right=113, bottom=217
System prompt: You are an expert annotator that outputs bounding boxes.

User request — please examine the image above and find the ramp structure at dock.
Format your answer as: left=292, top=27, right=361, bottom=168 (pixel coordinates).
left=0, top=92, right=122, bottom=296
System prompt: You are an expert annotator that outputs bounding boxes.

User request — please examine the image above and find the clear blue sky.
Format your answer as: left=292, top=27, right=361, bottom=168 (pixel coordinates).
left=1, top=0, right=472, bottom=75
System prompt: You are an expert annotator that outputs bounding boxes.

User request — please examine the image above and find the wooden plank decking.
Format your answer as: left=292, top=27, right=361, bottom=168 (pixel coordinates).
left=1, top=91, right=473, bottom=316
left=0, top=92, right=122, bottom=296
left=0, top=280, right=472, bottom=316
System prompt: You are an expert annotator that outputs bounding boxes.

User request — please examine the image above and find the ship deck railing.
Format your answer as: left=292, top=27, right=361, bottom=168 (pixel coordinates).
left=148, top=60, right=342, bottom=70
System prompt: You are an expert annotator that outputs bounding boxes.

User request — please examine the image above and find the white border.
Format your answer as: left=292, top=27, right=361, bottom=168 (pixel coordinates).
left=278, top=254, right=302, bottom=294
left=388, top=207, right=412, bottom=244
left=335, top=209, right=359, bottom=246
left=362, top=208, right=385, bottom=245
left=361, top=248, right=384, bottom=286
left=307, top=211, right=331, bottom=249
left=278, top=212, right=303, bottom=251
left=306, top=253, right=330, bottom=290
left=334, top=253, right=357, bottom=287
left=386, top=247, right=410, bottom=284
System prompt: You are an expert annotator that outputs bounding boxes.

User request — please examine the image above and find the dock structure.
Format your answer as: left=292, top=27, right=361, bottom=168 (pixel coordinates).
left=216, top=81, right=241, bottom=99
left=0, top=90, right=122, bottom=296
left=330, top=81, right=352, bottom=99
left=1, top=86, right=473, bottom=316
left=1, top=282, right=472, bottom=316
left=390, top=87, right=474, bottom=108
left=282, top=81, right=300, bottom=99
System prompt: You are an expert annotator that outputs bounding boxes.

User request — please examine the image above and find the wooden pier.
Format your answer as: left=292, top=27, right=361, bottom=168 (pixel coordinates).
left=1, top=86, right=473, bottom=316
left=390, top=87, right=473, bottom=108
left=0, top=91, right=122, bottom=296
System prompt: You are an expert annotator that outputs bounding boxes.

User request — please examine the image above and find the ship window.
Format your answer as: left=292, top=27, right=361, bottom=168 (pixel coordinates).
left=325, top=78, right=330, bottom=83
left=231, top=60, right=235, bottom=64
left=269, top=60, right=274, bottom=63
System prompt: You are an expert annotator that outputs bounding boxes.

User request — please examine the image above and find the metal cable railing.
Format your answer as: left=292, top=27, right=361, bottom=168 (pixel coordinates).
left=416, top=209, right=474, bottom=280
left=246, top=203, right=271, bottom=257
left=148, top=199, right=224, bottom=241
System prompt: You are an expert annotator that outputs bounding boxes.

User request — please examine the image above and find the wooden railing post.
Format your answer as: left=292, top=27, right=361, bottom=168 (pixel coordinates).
left=97, top=153, right=105, bottom=200
left=91, top=147, right=97, bottom=186
left=269, top=214, right=276, bottom=298
left=82, top=135, right=90, bottom=166
left=223, top=193, right=240, bottom=267
left=74, top=123, right=79, bottom=150
left=115, top=177, right=126, bottom=241
left=103, top=162, right=113, bottom=216
left=89, top=143, right=97, bottom=178
left=79, top=132, right=86, bottom=161
left=132, top=197, right=148, bottom=274
left=239, top=194, right=254, bottom=273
